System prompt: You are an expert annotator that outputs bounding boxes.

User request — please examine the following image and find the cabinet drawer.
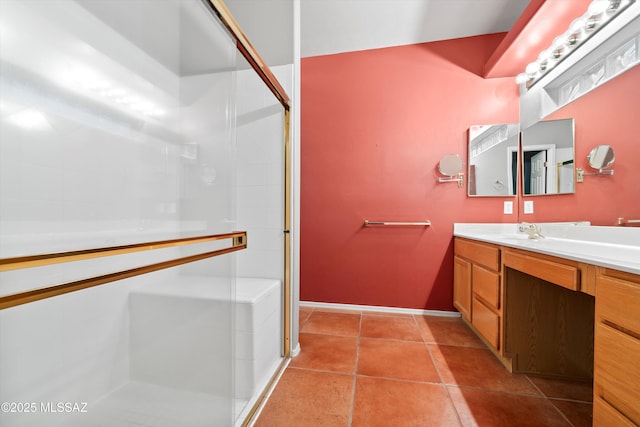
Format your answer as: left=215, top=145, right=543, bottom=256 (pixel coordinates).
left=472, top=298, right=499, bottom=349
left=596, top=274, right=640, bottom=336
left=594, top=323, right=640, bottom=425
left=455, top=238, right=500, bottom=271
left=473, top=265, right=500, bottom=309
left=594, top=396, right=636, bottom=427
left=503, top=250, right=579, bottom=291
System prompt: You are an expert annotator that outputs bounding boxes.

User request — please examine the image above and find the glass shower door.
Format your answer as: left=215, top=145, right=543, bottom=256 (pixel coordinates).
left=0, top=0, right=245, bottom=425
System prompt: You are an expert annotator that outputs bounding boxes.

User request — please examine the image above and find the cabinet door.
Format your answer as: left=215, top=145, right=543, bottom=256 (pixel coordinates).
left=454, top=256, right=472, bottom=321
left=472, top=298, right=500, bottom=349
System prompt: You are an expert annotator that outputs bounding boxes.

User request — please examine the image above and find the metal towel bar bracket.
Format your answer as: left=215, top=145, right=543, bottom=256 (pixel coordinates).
left=364, top=220, right=431, bottom=227
left=617, top=217, right=640, bottom=226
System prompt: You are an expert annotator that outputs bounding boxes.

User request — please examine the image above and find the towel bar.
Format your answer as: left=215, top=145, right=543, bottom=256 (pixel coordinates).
left=364, top=220, right=431, bottom=227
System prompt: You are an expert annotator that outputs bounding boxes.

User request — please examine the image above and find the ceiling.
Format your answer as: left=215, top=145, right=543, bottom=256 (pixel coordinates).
left=300, top=0, right=531, bottom=58
left=75, top=0, right=591, bottom=81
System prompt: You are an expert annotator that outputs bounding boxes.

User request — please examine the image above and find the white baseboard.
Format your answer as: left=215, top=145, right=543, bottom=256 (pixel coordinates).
left=299, top=301, right=460, bottom=317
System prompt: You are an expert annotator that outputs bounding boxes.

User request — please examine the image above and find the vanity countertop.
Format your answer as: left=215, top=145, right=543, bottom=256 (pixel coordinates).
left=454, top=222, right=640, bottom=276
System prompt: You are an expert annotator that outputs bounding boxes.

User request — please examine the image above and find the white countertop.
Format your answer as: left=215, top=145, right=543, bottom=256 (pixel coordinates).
left=454, top=222, right=640, bottom=276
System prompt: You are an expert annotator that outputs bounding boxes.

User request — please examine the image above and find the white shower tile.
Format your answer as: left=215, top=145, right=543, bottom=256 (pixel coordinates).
left=264, top=164, right=284, bottom=186
left=237, top=163, right=267, bottom=187
left=272, top=64, right=293, bottom=95
left=0, top=157, right=24, bottom=200
left=20, top=162, right=63, bottom=201
left=0, top=199, right=65, bottom=231
left=236, top=123, right=282, bottom=165
left=63, top=168, right=99, bottom=203
left=240, top=227, right=283, bottom=252
left=16, top=128, right=64, bottom=168
left=236, top=70, right=268, bottom=115
left=237, top=249, right=282, bottom=279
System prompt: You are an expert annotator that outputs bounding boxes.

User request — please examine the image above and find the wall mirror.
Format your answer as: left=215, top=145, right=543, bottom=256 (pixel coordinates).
left=587, top=145, right=615, bottom=171
left=437, top=154, right=464, bottom=187
left=439, top=154, right=463, bottom=176
left=467, top=123, right=519, bottom=197
left=520, top=118, right=575, bottom=196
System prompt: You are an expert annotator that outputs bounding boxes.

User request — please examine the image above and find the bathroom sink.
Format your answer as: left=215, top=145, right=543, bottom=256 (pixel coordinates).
left=454, top=222, right=640, bottom=275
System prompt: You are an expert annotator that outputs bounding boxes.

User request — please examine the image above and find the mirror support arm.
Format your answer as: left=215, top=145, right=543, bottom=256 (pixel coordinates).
left=576, top=167, right=614, bottom=182
left=438, top=175, right=464, bottom=188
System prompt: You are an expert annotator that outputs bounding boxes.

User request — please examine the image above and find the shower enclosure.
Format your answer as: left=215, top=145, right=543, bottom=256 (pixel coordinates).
left=0, top=1, right=291, bottom=426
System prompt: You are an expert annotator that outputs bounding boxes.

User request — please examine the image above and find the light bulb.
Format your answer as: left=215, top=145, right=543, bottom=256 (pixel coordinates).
left=525, top=62, right=540, bottom=75
left=569, top=16, right=588, bottom=33
left=568, top=33, right=580, bottom=46
left=587, top=0, right=610, bottom=16
left=586, top=15, right=598, bottom=30
left=515, top=73, right=529, bottom=84
left=552, top=34, right=569, bottom=50
left=538, top=49, right=552, bottom=62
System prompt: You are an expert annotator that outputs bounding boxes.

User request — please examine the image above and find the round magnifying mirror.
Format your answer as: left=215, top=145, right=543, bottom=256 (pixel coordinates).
left=587, top=145, right=615, bottom=171
left=438, top=154, right=463, bottom=176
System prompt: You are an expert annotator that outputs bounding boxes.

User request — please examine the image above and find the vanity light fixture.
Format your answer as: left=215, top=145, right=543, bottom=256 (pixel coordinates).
left=516, top=0, right=636, bottom=86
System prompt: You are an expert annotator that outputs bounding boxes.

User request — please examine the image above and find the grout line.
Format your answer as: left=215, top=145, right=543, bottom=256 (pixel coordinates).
left=354, top=373, right=447, bottom=387
left=286, top=366, right=355, bottom=376
left=419, top=318, right=463, bottom=427
left=347, top=312, right=362, bottom=427
left=298, top=306, right=314, bottom=329
left=526, top=375, right=592, bottom=426
left=547, top=396, right=594, bottom=404
left=357, top=336, right=425, bottom=344
left=445, top=383, right=552, bottom=399
left=544, top=398, right=576, bottom=426
left=525, top=373, right=546, bottom=398
left=411, top=313, right=428, bottom=343
left=524, top=375, right=595, bottom=403
left=298, top=330, right=360, bottom=339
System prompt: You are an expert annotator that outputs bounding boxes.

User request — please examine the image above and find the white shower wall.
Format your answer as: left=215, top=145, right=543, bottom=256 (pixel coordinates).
left=235, top=64, right=291, bottom=282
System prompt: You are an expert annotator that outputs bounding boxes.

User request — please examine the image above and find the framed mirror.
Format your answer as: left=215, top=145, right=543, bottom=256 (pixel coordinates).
left=520, top=118, right=575, bottom=195
left=467, top=123, right=519, bottom=197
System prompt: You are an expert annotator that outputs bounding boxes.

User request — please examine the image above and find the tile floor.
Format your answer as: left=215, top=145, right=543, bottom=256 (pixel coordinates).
left=255, top=307, right=593, bottom=427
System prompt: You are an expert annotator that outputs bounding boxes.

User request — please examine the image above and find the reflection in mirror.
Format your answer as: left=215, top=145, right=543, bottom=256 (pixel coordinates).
left=467, top=123, right=519, bottom=197
left=437, top=154, right=464, bottom=187
left=521, top=118, right=575, bottom=196
left=587, top=145, right=615, bottom=171
left=439, top=154, right=463, bottom=176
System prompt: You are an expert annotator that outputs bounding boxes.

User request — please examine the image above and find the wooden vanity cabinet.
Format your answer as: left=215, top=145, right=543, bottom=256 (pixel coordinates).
left=454, top=238, right=502, bottom=350
left=453, top=235, right=640, bottom=425
left=593, top=267, right=640, bottom=426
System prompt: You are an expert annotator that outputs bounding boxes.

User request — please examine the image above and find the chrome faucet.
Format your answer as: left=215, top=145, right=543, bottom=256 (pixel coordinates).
left=518, top=222, right=544, bottom=239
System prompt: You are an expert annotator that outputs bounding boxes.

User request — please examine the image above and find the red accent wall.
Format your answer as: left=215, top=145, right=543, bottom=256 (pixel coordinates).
left=519, top=64, right=640, bottom=225
left=301, top=34, right=519, bottom=311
